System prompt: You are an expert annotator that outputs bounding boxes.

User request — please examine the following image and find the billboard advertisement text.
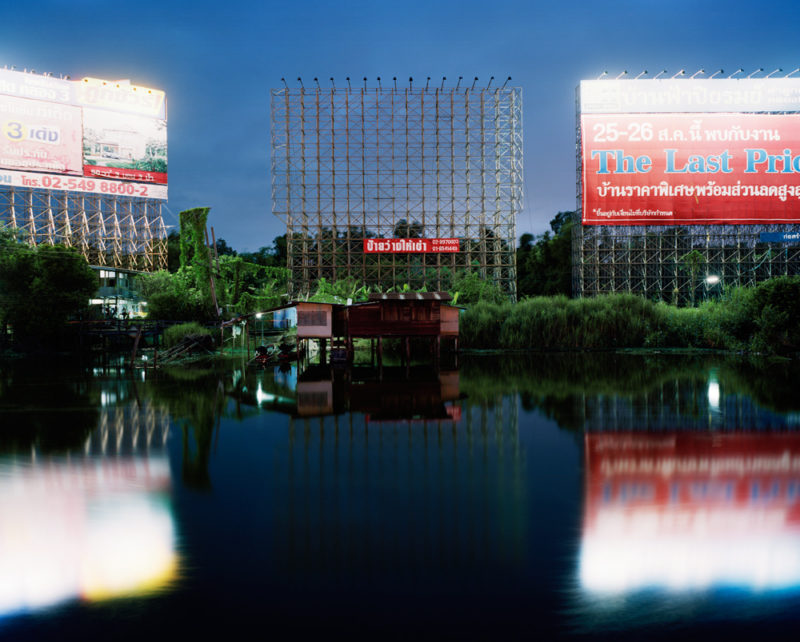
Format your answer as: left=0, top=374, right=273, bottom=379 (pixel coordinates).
left=0, top=70, right=167, bottom=198
left=580, top=79, right=800, bottom=225
left=364, top=238, right=460, bottom=253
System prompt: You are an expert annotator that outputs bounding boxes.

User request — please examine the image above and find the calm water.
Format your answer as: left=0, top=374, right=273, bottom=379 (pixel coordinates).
left=2, top=353, right=800, bottom=640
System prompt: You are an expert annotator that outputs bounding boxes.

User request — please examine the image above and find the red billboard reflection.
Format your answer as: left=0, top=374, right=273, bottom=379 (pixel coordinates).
left=581, top=432, right=800, bottom=593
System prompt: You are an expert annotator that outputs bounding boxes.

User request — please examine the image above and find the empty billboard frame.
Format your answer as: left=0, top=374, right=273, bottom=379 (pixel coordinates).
left=271, top=83, right=523, bottom=298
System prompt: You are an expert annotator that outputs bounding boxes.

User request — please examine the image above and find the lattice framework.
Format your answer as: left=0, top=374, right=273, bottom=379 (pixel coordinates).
left=0, top=187, right=167, bottom=271
left=572, top=222, right=800, bottom=304
left=271, top=85, right=522, bottom=298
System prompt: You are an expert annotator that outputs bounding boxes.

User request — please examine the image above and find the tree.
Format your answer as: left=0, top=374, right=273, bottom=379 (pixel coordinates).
left=239, top=234, right=287, bottom=268
left=679, top=249, right=706, bottom=307
left=166, top=230, right=181, bottom=272
left=517, top=211, right=574, bottom=298
left=394, top=219, right=423, bottom=238
left=0, top=230, right=97, bottom=349
left=214, top=238, right=237, bottom=257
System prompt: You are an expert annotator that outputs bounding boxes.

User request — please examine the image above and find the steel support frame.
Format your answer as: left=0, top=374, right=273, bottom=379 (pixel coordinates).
left=271, top=85, right=522, bottom=298
left=0, top=187, right=167, bottom=272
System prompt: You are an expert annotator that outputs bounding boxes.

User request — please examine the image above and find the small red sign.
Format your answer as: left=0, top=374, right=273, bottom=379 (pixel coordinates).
left=84, top=165, right=168, bottom=185
left=363, top=238, right=460, bottom=253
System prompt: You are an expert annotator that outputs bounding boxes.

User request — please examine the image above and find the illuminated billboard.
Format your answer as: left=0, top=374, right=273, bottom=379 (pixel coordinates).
left=580, top=78, right=800, bottom=225
left=0, top=69, right=167, bottom=200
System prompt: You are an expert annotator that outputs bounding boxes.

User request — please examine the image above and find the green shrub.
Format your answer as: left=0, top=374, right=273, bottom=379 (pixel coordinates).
left=163, top=322, right=212, bottom=348
left=460, top=301, right=512, bottom=348
left=459, top=280, right=800, bottom=354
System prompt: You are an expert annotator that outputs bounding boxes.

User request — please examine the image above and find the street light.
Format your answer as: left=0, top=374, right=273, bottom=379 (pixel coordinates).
left=704, top=274, right=721, bottom=301
left=256, top=313, right=264, bottom=346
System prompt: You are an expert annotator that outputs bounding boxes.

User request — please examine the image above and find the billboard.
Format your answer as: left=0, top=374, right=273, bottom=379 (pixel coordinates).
left=580, top=78, right=800, bottom=225
left=0, top=69, right=167, bottom=199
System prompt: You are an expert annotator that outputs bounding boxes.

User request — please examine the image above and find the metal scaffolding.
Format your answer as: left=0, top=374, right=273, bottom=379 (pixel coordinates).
left=271, top=81, right=523, bottom=298
left=572, top=222, right=800, bottom=304
left=573, top=88, right=800, bottom=304
left=0, top=187, right=167, bottom=272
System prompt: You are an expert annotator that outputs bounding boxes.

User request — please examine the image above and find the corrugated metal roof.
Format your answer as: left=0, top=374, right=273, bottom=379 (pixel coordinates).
left=367, top=292, right=452, bottom=302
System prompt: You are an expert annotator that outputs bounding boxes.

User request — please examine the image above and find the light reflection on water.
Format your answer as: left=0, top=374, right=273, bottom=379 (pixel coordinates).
left=564, top=359, right=800, bottom=636
left=0, top=400, right=178, bottom=619
left=3, top=355, right=800, bottom=638
left=580, top=431, right=800, bottom=594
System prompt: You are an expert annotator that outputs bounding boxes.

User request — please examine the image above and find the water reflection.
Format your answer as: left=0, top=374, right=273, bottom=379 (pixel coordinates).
left=581, top=431, right=800, bottom=593
left=0, top=385, right=178, bottom=619
left=570, top=362, right=800, bottom=636
left=231, top=363, right=527, bottom=581
left=276, top=396, right=524, bottom=581
left=6, top=354, right=800, bottom=637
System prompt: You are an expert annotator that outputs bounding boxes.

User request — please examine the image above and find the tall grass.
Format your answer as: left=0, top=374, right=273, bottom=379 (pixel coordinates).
left=460, top=276, right=800, bottom=355
left=163, top=322, right=212, bottom=348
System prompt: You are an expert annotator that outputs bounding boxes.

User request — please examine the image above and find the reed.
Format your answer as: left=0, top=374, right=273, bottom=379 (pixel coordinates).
left=460, top=277, right=800, bottom=355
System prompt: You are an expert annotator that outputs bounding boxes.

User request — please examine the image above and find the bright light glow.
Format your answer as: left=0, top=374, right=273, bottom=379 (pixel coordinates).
left=256, top=313, right=263, bottom=319
left=580, top=519, right=800, bottom=593
left=581, top=432, right=800, bottom=596
left=708, top=381, right=720, bottom=409
left=255, top=381, right=275, bottom=405
left=706, top=274, right=721, bottom=285
left=0, top=456, right=177, bottom=618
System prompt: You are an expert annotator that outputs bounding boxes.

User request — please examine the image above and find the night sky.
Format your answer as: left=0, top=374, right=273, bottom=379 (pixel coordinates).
left=3, top=0, right=798, bottom=251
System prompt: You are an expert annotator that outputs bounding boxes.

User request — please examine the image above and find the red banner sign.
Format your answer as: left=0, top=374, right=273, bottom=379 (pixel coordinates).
left=582, top=113, right=800, bottom=225
left=364, top=238, right=460, bottom=253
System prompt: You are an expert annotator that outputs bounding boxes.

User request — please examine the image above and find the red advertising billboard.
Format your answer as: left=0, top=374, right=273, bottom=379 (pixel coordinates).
left=364, top=238, right=460, bottom=253
left=580, top=79, right=800, bottom=225
left=0, top=70, right=167, bottom=199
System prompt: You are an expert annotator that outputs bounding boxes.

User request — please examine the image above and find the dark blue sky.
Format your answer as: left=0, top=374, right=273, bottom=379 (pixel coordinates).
left=4, top=0, right=799, bottom=251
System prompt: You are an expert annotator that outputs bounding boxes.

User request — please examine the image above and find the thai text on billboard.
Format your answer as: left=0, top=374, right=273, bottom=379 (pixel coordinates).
left=364, top=238, right=460, bottom=253
left=579, top=79, right=800, bottom=225
left=0, top=69, right=167, bottom=199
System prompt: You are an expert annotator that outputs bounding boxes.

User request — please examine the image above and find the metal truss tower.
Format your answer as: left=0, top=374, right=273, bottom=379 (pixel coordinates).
left=0, top=187, right=167, bottom=272
left=271, top=81, right=522, bottom=298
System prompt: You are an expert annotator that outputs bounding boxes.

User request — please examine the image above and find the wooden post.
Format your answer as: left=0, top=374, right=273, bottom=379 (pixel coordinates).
left=246, top=320, right=250, bottom=361
left=378, top=336, right=383, bottom=380
left=320, top=338, right=327, bottom=365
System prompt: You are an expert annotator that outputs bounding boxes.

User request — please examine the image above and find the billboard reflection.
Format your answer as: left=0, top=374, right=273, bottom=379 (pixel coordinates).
left=580, top=431, right=800, bottom=593
left=0, top=402, right=177, bottom=618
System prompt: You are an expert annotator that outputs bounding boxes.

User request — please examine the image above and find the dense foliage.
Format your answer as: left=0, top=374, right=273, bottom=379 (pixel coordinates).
left=163, top=322, right=213, bottom=348
left=0, top=227, right=97, bottom=349
left=140, top=209, right=291, bottom=321
left=460, top=277, right=800, bottom=356
left=516, top=211, right=573, bottom=298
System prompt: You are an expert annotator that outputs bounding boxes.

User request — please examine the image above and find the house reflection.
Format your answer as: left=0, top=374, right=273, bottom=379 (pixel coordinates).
left=296, top=364, right=461, bottom=420
left=0, top=398, right=178, bottom=618
left=243, top=364, right=528, bottom=583
left=580, top=430, right=800, bottom=594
